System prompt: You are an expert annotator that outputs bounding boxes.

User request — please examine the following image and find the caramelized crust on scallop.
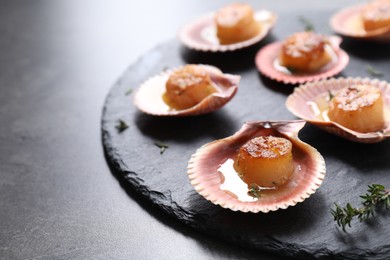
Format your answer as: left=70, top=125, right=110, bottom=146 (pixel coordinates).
left=215, top=3, right=260, bottom=44
left=243, top=136, right=291, bottom=158
left=362, top=0, right=390, bottom=31
left=233, top=136, right=294, bottom=188
left=163, top=65, right=216, bottom=110
left=279, top=32, right=332, bottom=73
left=328, top=85, right=385, bottom=132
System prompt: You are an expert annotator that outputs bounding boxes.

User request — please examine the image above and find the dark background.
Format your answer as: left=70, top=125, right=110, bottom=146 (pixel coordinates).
left=0, top=0, right=374, bottom=259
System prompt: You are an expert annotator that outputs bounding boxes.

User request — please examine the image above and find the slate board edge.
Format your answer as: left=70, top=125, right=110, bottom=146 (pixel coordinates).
left=100, top=40, right=390, bottom=260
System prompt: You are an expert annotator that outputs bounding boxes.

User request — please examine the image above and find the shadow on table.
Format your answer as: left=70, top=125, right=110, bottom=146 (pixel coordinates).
left=340, top=38, right=390, bottom=60
left=180, top=35, right=276, bottom=74
left=257, top=72, right=296, bottom=95
left=133, top=109, right=239, bottom=143
left=184, top=189, right=326, bottom=256
left=103, top=149, right=285, bottom=260
left=300, top=124, right=390, bottom=171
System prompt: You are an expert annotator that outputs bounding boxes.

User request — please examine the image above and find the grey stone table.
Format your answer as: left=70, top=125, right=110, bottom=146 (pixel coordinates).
left=2, top=0, right=387, bottom=259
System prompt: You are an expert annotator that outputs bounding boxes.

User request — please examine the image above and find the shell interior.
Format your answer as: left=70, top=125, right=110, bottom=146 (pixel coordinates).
left=255, top=36, right=349, bottom=84
left=133, top=65, right=240, bottom=116
left=330, top=3, right=390, bottom=41
left=187, top=121, right=326, bottom=213
left=179, top=9, right=277, bottom=52
left=286, top=77, right=390, bottom=143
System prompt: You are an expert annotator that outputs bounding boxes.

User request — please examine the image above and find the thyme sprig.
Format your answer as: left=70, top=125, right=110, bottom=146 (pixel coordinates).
left=331, top=184, right=390, bottom=232
left=366, top=65, right=383, bottom=77
left=286, top=66, right=297, bottom=74
left=116, top=119, right=129, bottom=133
left=328, top=90, right=334, bottom=101
left=125, top=88, right=133, bottom=96
left=298, top=16, right=315, bottom=32
left=248, top=184, right=261, bottom=198
left=154, top=141, right=169, bottom=154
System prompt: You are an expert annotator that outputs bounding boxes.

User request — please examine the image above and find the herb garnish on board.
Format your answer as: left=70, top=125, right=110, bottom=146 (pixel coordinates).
left=125, top=88, right=133, bottom=96
left=116, top=119, right=129, bottom=133
left=331, top=184, right=390, bottom=231
left=366, top=65, right=383, bottom=77
left=154, top=141, right=169, bottom=154
left=248, top=184, right=262, bottom=198
left=298, top=16, right=315, bottom=32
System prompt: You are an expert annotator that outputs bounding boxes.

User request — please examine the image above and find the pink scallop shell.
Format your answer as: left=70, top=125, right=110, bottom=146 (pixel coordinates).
left=179, top=9, right=277, bottom=52
left=255, top=36, right=349, bottom=84
left=187, top=120, right=326, bottom=213
left=286, top=77, right=390, bottom=143
left=330, top=3, right=390, bottom=42
left=133, top=65, right=240, bottom=116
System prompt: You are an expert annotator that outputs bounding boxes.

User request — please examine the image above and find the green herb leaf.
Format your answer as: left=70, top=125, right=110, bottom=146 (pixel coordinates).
left=116, top=119, right=129, bottom=133
left=331, top=184, right=390, bottom=231
left=154, top=141, right=169, bottom=154
left=247, top=184, right=261, bottom=198
left=328, top=90, right=334, bottom=101
left=366, top=65, right=383, bottom=77
left=299, top=16, right=315, bottom=32
left=286, top=66, right=297, bottom=74
left=125, top=88, right=133, bottom=96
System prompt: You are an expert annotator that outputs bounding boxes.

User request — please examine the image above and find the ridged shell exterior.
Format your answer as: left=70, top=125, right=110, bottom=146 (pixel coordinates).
left=187, top=121, right=326, bottom=213
left=179, top=9, right=277, bottom=52
left=255, top=36, right=349, bottom=84
left=330, top=3, right=390, bottom=42
left=133, top=65, right=240, bottom=116
left=286, top=77, right=390, bottom=143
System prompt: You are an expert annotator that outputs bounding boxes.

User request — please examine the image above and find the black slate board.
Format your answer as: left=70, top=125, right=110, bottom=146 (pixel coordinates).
left=102, top=10, right=390, bottom=259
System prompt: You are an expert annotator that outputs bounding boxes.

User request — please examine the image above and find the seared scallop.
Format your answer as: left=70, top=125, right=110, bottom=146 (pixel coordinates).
left=134, top=64, right=240, bottom=116
left=362, top=0, right=390, bottom=31
left=255, top=34, right=349, bottom=84
left=233, top=136, right=294, bottom=188
left=286, top=77, right=390, bottom=143
left=187, top=120, right=326, bottom=213
left=163, top=65, right=217, bottom=110
left=328, top=84, right=385, bottom=133
left=179, top=6, right=277, bottom=52
left=330, top=1, right=390, bottom=41
left=215, top=3, right=261, bottom=44
left=279, top=32, right=332, bottom=73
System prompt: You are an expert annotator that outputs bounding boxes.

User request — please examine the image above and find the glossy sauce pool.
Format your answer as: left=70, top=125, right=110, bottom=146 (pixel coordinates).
left=218, top=158, right=302, bottom=202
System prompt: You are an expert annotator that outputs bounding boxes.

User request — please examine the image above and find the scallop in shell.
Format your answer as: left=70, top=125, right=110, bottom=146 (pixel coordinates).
left=187, top=120, right=325, bottom=213
left=179, top=9, right=277, bottom=52
left=286, top=77, right=390, bottom=143
left=255, top=35, right=349, bottom=84
left=133, top=64, right=240, bottom=116
left=330, top=2, right=390, bottom=42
